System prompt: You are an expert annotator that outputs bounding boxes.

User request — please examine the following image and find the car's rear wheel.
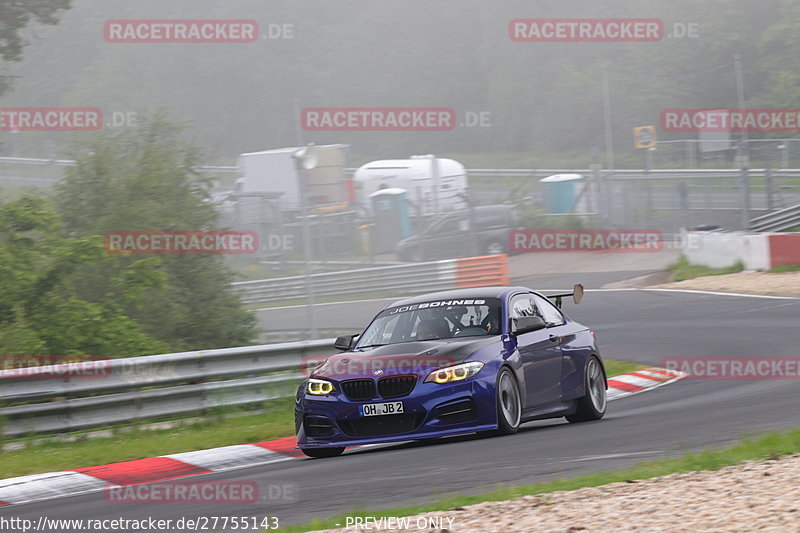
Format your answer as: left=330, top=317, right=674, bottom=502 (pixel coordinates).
left=301, top=447, right=345, bottom=458
left=483, top=367, right=521, bottom=436
left=566, top=356, right=607, bottom=423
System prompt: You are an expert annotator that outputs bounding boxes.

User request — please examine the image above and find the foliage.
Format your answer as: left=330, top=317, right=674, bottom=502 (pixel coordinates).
left=0, top=0, right=71, bottom=96
left=52, top=116, right=257, bottom=351
left=0, top=195, right=166, bottom=357
left=667, top=255, right=745, bottom=281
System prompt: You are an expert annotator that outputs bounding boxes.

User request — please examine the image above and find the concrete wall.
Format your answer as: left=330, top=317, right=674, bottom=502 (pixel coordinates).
left=683, top=230, right=800, bottom=270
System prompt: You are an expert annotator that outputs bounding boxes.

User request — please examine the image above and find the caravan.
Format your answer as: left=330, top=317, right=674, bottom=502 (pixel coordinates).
left=352, top=157, right=468, bottom=217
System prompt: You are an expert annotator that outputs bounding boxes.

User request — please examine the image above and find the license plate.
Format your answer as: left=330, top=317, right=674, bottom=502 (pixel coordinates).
left=360, top=401, right=404, bottom=417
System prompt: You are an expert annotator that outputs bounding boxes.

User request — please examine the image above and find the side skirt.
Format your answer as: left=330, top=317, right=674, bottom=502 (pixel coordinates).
left=520, top=400, right=577, bottom=423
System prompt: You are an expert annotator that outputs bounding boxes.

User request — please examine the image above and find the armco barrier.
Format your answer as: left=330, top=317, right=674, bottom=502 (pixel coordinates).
left=233, top=254, right=509, bottom=304
left=0, top=340, right=335, bottom=437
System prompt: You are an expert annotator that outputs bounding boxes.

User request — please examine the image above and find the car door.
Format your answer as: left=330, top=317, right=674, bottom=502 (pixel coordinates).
left=509, top=293, right=563, bottom=408
left=420, top=214, right=464, bottom=259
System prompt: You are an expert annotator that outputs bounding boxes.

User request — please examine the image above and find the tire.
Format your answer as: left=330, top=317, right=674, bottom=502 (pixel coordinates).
left=480, top=367, right=522, bottom=437
left=486, top=240, right=505, bottom=255
left=301, top=447, right=345, bottom=458
left=566, top=356, right=607, bottom=423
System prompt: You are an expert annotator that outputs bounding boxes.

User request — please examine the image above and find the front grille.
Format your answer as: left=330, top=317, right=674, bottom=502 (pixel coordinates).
left=339, top=413, right=425, bottom=437
left=340, top=379, right=376, bottom=401
left=303, top=415, right=335, bottom=437
left=435, top=399, right=477, bottom=424
left=378, top=375, right=417, bottom=398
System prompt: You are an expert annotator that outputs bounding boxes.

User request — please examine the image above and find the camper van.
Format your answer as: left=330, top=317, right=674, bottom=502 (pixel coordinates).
left=352, top=158, right=468, bottom=217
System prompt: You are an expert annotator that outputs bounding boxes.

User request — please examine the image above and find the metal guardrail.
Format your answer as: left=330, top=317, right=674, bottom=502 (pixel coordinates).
left=750, top=203, right=800, bottom=232
left=0, top=340, right=335, bottom=437
left=233, top=254, right=509, bottom=304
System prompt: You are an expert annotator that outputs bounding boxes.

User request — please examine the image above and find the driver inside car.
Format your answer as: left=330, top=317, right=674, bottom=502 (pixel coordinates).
left=416, top=316, right=451, bottom=341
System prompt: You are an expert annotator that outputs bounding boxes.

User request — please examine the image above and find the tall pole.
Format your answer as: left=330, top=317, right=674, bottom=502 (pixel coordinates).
left=734, top=54, right=750, bottom=230
left=602, top=66, right=615, bottom=173
left=601, top=66, right=614, bottom=229
left=294, top=156, right=317, bottom=339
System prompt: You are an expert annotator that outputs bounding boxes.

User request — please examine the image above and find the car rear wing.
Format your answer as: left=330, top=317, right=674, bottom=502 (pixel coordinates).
left=547, top=284, right=584, bottom=308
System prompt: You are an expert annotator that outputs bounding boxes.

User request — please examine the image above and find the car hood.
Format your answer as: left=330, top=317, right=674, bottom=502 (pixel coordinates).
left=311, top=336, right=499, bottom=380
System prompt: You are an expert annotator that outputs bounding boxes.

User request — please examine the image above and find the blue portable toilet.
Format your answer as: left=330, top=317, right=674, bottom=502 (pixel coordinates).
left=539, top=174, right=585, bottom=214
left=370, top=188, right=412, bottom=254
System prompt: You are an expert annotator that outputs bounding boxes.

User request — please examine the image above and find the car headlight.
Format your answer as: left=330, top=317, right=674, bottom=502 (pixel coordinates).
left=306, top=378, right=335, bottom=395
left=425, top=362, right=484, bottom=384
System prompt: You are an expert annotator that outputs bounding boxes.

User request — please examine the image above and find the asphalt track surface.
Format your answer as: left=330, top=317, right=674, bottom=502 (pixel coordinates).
left=2, top=289, right=799, bottom=532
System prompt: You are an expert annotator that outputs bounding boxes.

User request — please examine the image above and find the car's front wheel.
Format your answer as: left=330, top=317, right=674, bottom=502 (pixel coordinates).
left=566, top=356, right=607, bottom=423
left=483, top=367, right=522, bottom=436
left=300, top=447, right=345, bottom=458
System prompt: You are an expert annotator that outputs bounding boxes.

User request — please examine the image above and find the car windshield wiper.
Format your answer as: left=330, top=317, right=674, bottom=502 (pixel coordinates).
left=356, top=343, right=387, bottom=349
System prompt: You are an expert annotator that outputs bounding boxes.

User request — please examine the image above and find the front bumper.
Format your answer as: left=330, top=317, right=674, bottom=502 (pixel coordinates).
left=296, top=374, right=497, bottom=449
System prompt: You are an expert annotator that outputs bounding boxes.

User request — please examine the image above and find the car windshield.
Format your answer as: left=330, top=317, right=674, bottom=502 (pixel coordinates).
left=355, top=298, right=502, bottom=348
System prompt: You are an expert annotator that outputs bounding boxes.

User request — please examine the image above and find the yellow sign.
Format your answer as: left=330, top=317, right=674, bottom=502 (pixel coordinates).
left=634, top=126, right=657, bottom=149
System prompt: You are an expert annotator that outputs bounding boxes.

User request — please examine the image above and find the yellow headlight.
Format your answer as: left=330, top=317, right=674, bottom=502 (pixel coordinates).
left=307, top=378, right=334, bottom=395
left=425, top=362, right=484, bottom=384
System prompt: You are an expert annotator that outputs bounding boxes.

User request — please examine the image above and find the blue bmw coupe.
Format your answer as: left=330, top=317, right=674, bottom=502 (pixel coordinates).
left=295, top=285, right=606, bottom=458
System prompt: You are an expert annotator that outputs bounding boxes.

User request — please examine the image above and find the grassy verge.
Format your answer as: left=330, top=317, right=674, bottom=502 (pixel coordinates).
left=603, top=359, right=645, bottom=377
left=279, top=428, right=800, bottom=533
left=0, top=359, right=642, bottom=480
left=769, top=264, right=800, bottom=273
left=0, top=398, right=296, bottom=479
left=667, top=256, right=744, bottom=282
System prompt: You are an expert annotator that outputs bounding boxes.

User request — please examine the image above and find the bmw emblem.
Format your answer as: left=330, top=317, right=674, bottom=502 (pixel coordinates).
left=373, top=369, right=384, bottom=376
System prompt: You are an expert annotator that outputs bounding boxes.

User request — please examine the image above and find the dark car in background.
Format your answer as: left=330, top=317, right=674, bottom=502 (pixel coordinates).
left=396, top=204, right=521, bottom=261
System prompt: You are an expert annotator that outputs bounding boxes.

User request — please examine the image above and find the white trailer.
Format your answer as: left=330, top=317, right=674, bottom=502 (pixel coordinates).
left=236, top=144, right=348, bottom=209
left=352, top=157, right=468, bottom=216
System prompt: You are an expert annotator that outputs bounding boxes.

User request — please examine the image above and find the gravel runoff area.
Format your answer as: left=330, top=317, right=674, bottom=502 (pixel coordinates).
left=310, top=454, right=800, bottom=533
left=654, top=271, right=800, bottom=296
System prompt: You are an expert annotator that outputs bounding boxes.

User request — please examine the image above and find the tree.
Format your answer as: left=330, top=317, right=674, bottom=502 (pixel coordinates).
left=54, top=115, right=257, bottom=351
left=0, top=0, right=71, bottom=96
left=0, top=195, right=167, bottom=357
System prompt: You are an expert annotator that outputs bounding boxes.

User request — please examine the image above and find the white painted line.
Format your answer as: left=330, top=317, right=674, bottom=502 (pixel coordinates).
left=609, top=374, right=663, bottom=388
left=164, top=444, right=285, bottom=471
left=607, top=368, right=688, bottom=401
left=0, top=471, right=109, bottom=506
left=641, top=288, right=800, bottom=300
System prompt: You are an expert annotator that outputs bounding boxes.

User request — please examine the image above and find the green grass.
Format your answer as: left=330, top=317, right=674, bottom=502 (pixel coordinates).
left=0, top=397, right=296, bottom=479
left=667, top=256, right=745, bottom=282
left=603, top=358, right=645, bottom=377
left=277, top=428, right=800, bottom=532
left=0, top=359, right=641, bottom=480
left=769, top=264, right=800, bottom=273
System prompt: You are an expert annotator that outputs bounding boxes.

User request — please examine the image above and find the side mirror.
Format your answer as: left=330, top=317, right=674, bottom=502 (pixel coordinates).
left=334, top=334, right=358, bottom=351
left=511, top=316, right=546, bottom=335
